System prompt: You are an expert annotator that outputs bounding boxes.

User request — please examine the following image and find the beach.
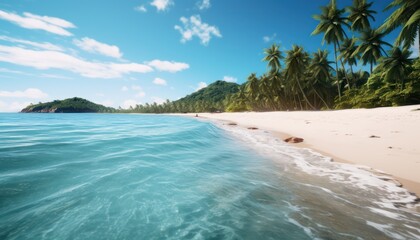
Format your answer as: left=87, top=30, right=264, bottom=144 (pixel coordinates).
left=191, top=105, right=420, bottom=196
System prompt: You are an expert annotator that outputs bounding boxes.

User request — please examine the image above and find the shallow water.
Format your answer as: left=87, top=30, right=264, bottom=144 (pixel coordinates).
left=0, top=113, right=419, bottom=239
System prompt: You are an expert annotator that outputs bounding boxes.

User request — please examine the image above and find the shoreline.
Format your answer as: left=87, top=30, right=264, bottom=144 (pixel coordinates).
left=180, top=105, right=420, bottom=197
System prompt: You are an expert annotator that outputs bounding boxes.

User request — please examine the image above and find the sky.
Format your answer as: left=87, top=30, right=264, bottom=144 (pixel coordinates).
left=0, top=0, right=413, bottom=111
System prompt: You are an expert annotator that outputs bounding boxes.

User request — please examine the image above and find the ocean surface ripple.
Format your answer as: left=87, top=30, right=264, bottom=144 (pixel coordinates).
left=0, top=113, right=419, bottom=240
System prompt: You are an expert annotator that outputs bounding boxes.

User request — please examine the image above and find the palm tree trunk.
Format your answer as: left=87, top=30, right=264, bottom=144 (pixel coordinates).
left=297, top=94, right=303, bottom=110
left=370, top=61, right=373, bottom=74
left=292, top=94, right=297, bottom=110
left=349, top=64, right=354, bottom=88
left=333, top=43, right=341, bottom=99
left=336, top=41, right=351, bottom=90
left=296, top=77, right=316, bottom=110
left=313, top=88, right=330, bottom=109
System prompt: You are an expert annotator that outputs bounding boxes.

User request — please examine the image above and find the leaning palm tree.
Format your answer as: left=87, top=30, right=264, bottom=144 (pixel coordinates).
left=379, top=0, right=419, bottom=56
left=355, top=29, right=392, bottom=73
left=285, top=45, right=316, bottom=110
left=263, top=44, right=284, bottom=74
left=309, top=49, right=334, bottom=109
left=244, top=73, right=260, bottom=109
left=346, top=0, right=377, bottom=31
left=339, top=37, right=360, bottom=87
left=339, top=38, right=359, bottom=70
left=259, top=74, right=277, bottom=110
left=377, top=47, right=413, bottom=89
left=312, top=0, right=350, bottom=98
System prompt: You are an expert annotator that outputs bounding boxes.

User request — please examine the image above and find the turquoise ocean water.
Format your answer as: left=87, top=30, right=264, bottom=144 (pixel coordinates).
left=0, top=113, right=419, bottom=240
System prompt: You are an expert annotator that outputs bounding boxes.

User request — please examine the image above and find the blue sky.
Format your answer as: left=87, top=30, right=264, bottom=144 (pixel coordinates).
left=0, top=0, right=413, bottom=111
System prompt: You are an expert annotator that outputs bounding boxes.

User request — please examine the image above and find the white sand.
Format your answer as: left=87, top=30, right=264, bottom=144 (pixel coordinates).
left=192, top=105, right=420, bottom=196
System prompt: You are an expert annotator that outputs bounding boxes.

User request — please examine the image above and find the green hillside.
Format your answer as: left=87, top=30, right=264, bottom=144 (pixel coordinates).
left=177, top=80, right=240, bottom=103
left=21, top=97, right=115, bottom=113
left=127, top=80, right=240, bottom=113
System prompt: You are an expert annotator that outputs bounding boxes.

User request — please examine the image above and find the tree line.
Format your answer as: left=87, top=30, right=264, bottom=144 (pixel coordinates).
left=125, top=0, right=419, bottom=113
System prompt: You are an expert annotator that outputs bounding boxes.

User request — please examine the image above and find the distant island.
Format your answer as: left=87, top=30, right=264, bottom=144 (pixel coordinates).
left=20, top=81, right=239, bottom=114
left=21, top=97, right=115, bottom=113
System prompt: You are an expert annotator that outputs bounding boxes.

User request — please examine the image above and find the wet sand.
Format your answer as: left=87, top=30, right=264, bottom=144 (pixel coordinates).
left=186, top=105, right=420, bottom=196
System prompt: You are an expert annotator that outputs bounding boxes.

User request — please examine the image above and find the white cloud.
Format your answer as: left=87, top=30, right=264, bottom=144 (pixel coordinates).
left=0, top=67, right=25, bottom=74
left=197, top=0, right=211, bottom=10
left=150, top=0, right=174, bottom=11
left=223, top=75, right=237, bottom=82
left=196, top=81, right=207, bottom=91
left=0, top=88, right=48, bottom=99
left=0, top=45, right=153, bottom=79
left=153, top=77, right=167, bottom=86
left=121, top=85, right=145, bottom=97
left=135, top=5, right=147, bottom=12
left=0, top=10, right=75, bottom=36
left=131, top=85, right=142, bottom=91
left=109, top=63, right=152, bottom=74
left=148, top=60, right=189, bottom=73
left=0, top=35, right=63, bottom=51
left=135, top=91, right=146, bottom=98
left=151, top=96, right=165, bottom=104
left=73, top=37, right=122, bottom=59
left=122, top=99, right=138, bottom=109
left=263, top=33, right=277, bottom=43
left=40, top=74, right=72, bottom=80
left=0, top=100, right=31, bottom=112
left=174, top=15, right=221, bottom=45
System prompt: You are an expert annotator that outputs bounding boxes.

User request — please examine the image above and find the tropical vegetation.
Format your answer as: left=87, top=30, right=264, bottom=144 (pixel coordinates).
left=22, top=0, right=420, bottom=114
left=21, top=97, right=115, bottom=113
left=124, top=0, right=419, bottom=113
left=120, top=81, right=240, bottom=113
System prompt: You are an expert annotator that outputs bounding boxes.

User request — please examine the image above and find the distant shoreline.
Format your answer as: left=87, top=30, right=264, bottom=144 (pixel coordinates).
left=177, top=105, right=420, bottom=198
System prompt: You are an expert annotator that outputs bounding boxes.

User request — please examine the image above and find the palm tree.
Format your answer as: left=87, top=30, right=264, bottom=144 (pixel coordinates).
left=312, top=0, right=350, bottom=98
left=269, top=72, right=284, bottom=109
left=309, top=49, right=334, bottom=108
left=339, top=37, right=360, bottom=87
left=377, top=47, right=413, bottom=88
left=351, top=69, right=370, bottom=87
left=285, top=45, right=316, bottom=110
left=263, top=44, right=284, bottom=74
left=355, top=29, right=392, bottom=73
left=259, top=74, right=277, bottom=110
left=379, top=0, right=420, bottom=56
left=346, top=0, right=376, bottom=31
left=244, top=73, right=259, bottom=109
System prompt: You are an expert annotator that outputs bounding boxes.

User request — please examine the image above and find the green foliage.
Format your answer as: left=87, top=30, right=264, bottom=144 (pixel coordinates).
left=177, top=81, right=239, bottom=104
left=380, top=0, right=419, bottom=52
left=335, top=59, right=420, bottom=108
left=263, top=44, right=283, bottom=74
left=346, top=0, right=376, bottom=31
left=355, top=29, right=392, bottom=72
left=226, top=102, right=250, bottom=112
left=21, top=97, right=115, bottom=113
left=127, top=81, right=240, bottom=113
left=119, top=1, right=419, bottom=114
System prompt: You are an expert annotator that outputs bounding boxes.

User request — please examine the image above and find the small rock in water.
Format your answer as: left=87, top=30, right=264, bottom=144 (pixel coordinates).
left=227, top=122, right=237, bottom=126
left=369, top=135, right=380, bottom=138
left=248, top=127, right=258, bottom=130
left=284, top=137, right=304, bottom=143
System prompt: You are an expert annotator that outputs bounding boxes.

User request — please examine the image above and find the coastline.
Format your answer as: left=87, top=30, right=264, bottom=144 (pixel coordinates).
left=180, top=105, right=420, bottom=197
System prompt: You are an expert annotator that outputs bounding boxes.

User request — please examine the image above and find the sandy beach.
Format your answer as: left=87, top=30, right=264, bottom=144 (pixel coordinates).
left=191, top=105, right=420, bottom=196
